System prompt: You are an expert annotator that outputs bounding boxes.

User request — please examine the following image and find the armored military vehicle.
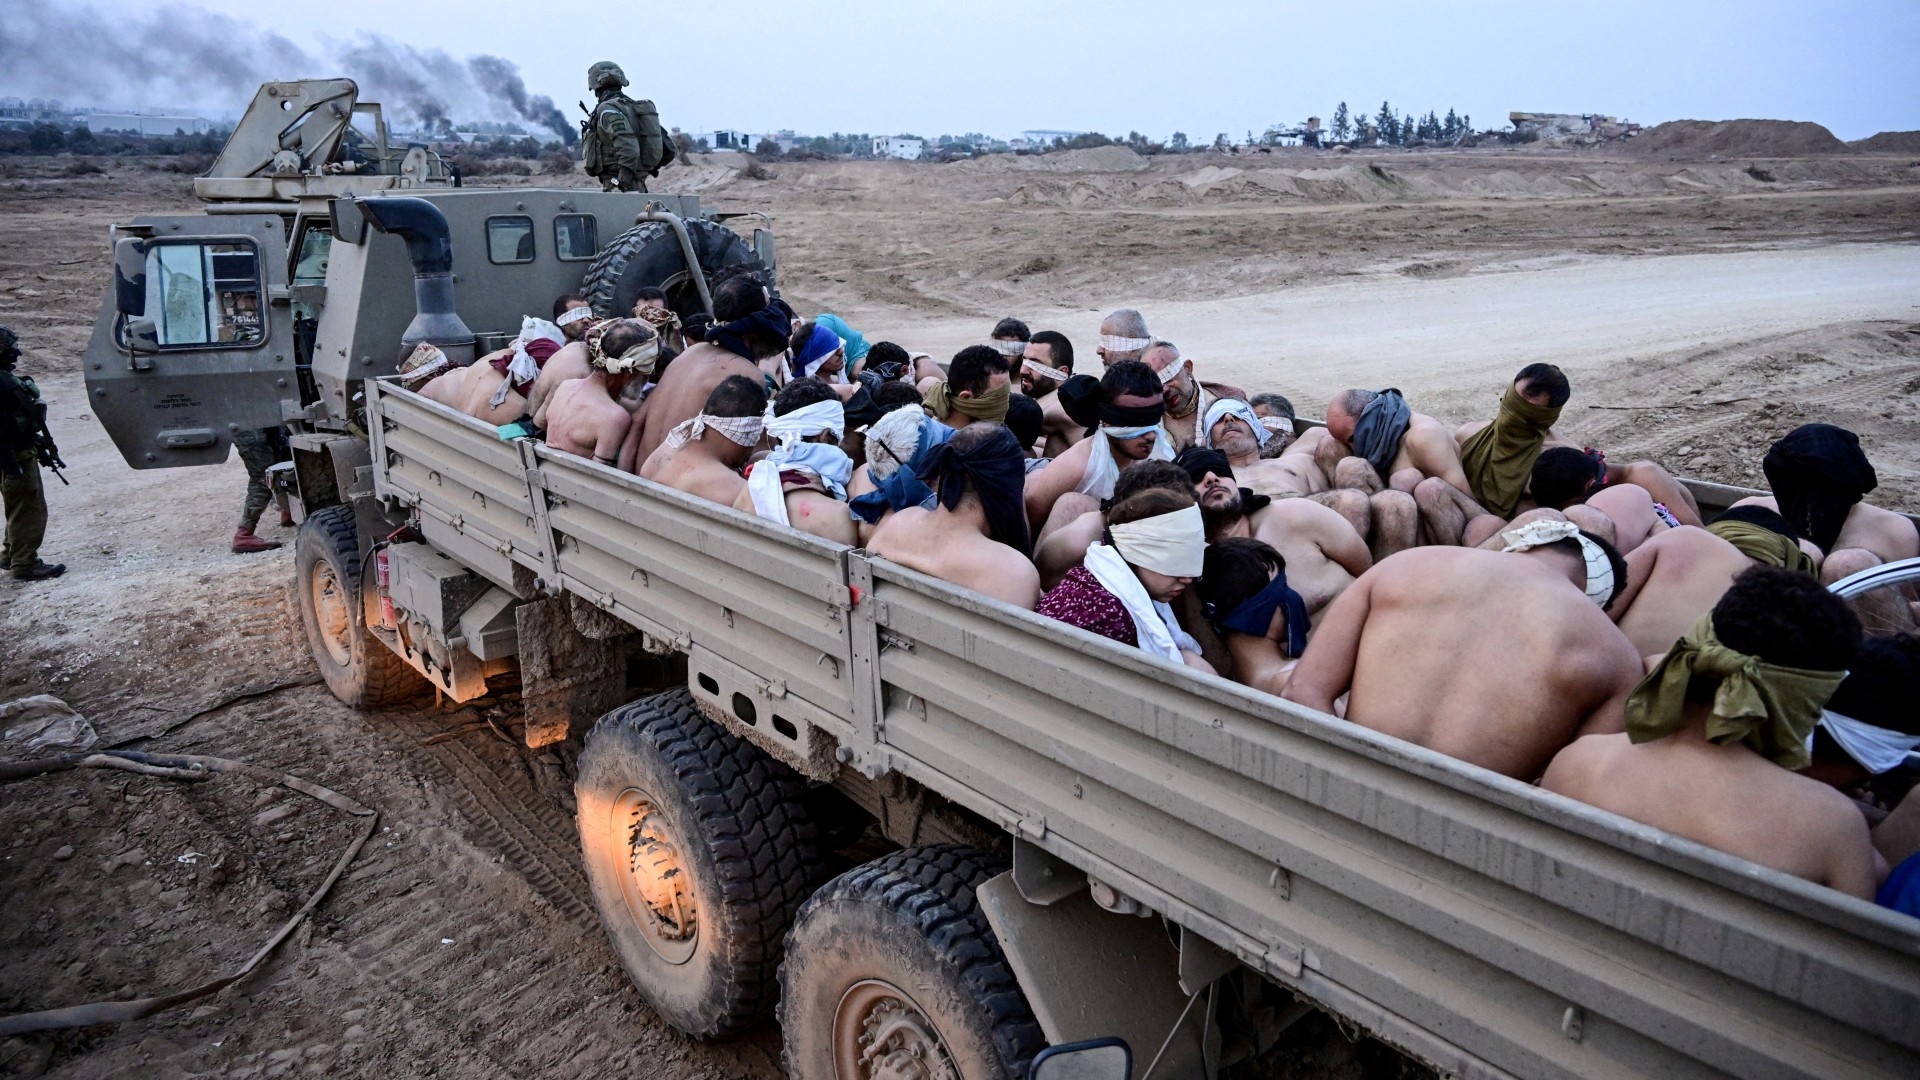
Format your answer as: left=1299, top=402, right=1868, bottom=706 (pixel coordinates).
left=83, top=80, right=1920, bottom=1080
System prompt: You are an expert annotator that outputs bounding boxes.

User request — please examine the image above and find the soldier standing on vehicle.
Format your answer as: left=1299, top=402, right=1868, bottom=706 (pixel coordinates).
left=582, top=61, right=672, bottom=193
left=0, top=325, right=66, bottom=581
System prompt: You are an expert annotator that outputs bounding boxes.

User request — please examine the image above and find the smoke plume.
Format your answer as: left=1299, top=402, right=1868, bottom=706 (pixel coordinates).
left=0, top=1, right=577, bottom=146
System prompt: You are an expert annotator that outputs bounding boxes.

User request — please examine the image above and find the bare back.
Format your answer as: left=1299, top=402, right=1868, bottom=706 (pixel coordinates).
left=1290, top=547, right=1643, bottom=780
left=543, top=378, right=630, bottom=464
left=527, top=342, right=590, bottom=425
left=868, top=507, right=1042, bottom=610
left=633, top=343, right=764, bottom=466
left=640, top=439, right=747, bottom=507
left=1245, top=498, right=1370, bottom=617
left=1543, top=730, right=1880, bottom=900
left=1610, top=526, right=1750, bottom=658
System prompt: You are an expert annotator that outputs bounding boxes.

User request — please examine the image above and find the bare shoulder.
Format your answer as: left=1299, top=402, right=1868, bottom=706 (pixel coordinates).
left=1541, top=732, right=1626, bottom=798
left=1258, top=496, right=1346, bottom=533
left=1283, top=427, right=1332, bottom=458
left=1853, top=502, right=1920, bottom=557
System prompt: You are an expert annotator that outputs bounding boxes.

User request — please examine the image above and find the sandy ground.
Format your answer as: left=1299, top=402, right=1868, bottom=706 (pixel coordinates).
left=1, top=146, right=1917, bottom=1079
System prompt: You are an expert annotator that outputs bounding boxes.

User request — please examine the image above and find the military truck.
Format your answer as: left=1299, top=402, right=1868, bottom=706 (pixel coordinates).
left=84, top=80, right=1920, bottom=1080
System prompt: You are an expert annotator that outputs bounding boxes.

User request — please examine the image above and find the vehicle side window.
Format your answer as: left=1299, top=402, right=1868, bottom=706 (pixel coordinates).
left=554, top=214, right=598, bottom=261
left=134, top=240, right=266, bottom=348
left=487, top=216, right=536, bottom=264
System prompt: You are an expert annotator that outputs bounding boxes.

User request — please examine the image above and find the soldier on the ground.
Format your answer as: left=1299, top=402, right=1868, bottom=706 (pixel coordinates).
left=582, top=61, right=671, bottom=193
left=231, top=426, right=292, bottom=553
left=0, top=325, right=66, bottom=581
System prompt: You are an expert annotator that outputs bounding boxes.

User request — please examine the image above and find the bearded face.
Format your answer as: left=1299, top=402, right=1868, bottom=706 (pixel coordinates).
left=1209, top=414, right=1260, bottom=461
left=559, top=301, right=594, bottom=341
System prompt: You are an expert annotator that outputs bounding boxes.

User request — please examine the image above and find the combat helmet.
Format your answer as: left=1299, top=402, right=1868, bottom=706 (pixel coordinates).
left=587, top=61, right=628, bottom=92
left=0, top=325, right=17, bottom=366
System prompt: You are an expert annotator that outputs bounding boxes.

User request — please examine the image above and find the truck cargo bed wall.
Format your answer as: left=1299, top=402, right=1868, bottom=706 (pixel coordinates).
left=857, top=561, right=1920, bottom=1080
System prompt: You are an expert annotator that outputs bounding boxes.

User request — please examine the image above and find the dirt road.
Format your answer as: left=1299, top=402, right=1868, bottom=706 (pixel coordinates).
left=1, top=149, right=1916, bottom=1079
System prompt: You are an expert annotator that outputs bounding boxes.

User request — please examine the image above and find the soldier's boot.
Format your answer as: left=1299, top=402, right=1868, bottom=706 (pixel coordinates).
left=279, top=509, right=295, bottom=528
left=12, top=560, right=66, bottom=581
left=231, top=527, right=283, bottom=554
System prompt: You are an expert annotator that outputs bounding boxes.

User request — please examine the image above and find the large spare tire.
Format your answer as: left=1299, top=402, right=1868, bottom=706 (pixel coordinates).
left=582, top=216, right=769, bottom=321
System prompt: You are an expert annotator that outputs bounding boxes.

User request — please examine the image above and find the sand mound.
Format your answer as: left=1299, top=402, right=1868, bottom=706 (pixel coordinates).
left=1629, top=119, right=1845, bottom=157
left=954, top=145, right=1148, bottom=174
left=1852, top=131, right=1920, bottom=152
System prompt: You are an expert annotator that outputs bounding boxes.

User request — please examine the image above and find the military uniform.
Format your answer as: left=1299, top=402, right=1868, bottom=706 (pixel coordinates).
left=0, top=325, right=63, bottom=580
left=584, top=61, right=668, bottom=193
left=231, top=426, right=289, bottom=552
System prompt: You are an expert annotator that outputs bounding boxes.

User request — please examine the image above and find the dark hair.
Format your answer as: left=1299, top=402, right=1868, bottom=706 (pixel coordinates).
left=1106, top=485, right=1195, bottom=528
left=1823, top=634, right=1920, bottom=734
left=1112, top=460, right=1196, bottom=503
left=1709, top=503, right=1799, bottom=540
left=1030, top=330, right=1074, bottom=371
left=773, top=375, right=839, bottom=417
left=1516, top=363, right=1571, bottom=408
left=703, top=374, right=768, bottom=419
left=992, top=317, right=1031, bottom=342
left=1004, top=393, right=1044, bottom=449
left=1531, top=447, right=1598, bottom=510
left=1249, top=392, right=1293, bottom=421
left=1102, top=359, right=1161, bottom=402
left=788, top=318, right=818, bottom=354
left=597, top=318, right=656, bottom=363
left=1712, top=564, right=1863, bottom=672
left=949, top=344, right=1010, bottom=396
left=634, top=286, right=667, bottom=303
left=866, top=340, right=910, bottom=370
left=873, top=380, right=924, bottom=411
left=712, top=275, right=769, bottom=322
left=1198, top=537, right=1285, bottom=624
left=551, top=294, right=588, bottom=321
left=682, top=312, right=714, bottom=339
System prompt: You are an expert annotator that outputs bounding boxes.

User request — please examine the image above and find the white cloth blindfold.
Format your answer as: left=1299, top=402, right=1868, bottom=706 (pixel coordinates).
left=1813, top=709, right=1920, bottom=774
left=1099, top=334, right=1152, bottom=353
left=1022, top=358, right=1068, bottom=384
left=555, top=305, right=595, bottom=327
left=1203, top=397, right=1271, bottom=448
left=989, top=339, right=1028, bottom=357
left=1155, top=354, right=1191, bottom=384
left=1501, top=518, right=1615, bottom=607
left=1108, top=503, right=1206, bottom=578
left=764, top=398, right=846, bottom=447
left=665, top=412, right=766, bottom=450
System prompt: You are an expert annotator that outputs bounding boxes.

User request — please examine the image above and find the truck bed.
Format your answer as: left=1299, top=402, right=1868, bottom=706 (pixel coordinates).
left=365, top=378, right=1920, bottom=1080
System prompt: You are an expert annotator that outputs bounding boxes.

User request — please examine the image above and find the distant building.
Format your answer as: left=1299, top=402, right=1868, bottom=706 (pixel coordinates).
left=84, top=111, right=213, bottom=136
left=872, top=136, right=923, bottom=160
left=695, top=130, right=754, bottom=151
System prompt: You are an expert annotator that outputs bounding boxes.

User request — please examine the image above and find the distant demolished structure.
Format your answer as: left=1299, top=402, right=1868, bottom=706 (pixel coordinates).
left=1510, top=111, right=1642, bottom=145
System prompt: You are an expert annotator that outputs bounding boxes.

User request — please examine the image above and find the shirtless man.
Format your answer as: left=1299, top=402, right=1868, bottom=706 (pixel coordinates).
left=1022, top=331, right=1083, bottom=457
left=520, top=296, right=597, bottom=422
left=1605, top=525, right=1753, bottom=659
left=542, top=320, right=659, bottom=467
left=1524, top=445, right=1703, bottom=533
left=1033, top=460, right=1193, bottom=590
left=1198, top=538, right=1311, bottom=696
left=1023, top=361, right=1170, bottom=540
left=734, top=378, right=858, bottom=545
left=639, top=374, right=767, bottom=506
left=628, top=275, right=793, bottom=470
left=1094, top=307, right=1153, bottom=368
left=866, top=422, right=1041, bottom=610
left=1249, top=393, right=1297, bottom=458
left=1181, top=447, right=1371, bottom=621
left=1542, top=566, right=1878, bottom=900
left=1204, top=401, right=1414, bottom=561
left=1284, top=521, right=1640, bottom=780
left=1323, top=386, right=1500, bottom=546
left=1144, top=342, right=1220, bottom=455
left=1743, top=423, right=1919, bottom=586
left=922, top=345, right=1012, bottom=430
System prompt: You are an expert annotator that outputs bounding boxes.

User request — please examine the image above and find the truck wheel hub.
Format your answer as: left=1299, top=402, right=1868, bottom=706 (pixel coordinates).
left=309, top=562, right=353, bottom=667
left=612, top=787, right=698, bottom=964
left=837, top=980, right=957, bottom=1080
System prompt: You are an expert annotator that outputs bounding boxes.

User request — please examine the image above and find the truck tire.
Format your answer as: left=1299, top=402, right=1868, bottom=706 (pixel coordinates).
left=294, top=504, right=423, bottom=708
left=575, top=688, right=820, bottom=1038
left=581, top=217, right=768, bottom=321
left=778, top=845, right=1045, bottom=1080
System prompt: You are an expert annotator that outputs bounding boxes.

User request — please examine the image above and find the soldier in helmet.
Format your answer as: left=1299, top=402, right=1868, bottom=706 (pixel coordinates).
left=0, top=325, right=66, bottom=581
left=583, top=61, right=671, bottom=193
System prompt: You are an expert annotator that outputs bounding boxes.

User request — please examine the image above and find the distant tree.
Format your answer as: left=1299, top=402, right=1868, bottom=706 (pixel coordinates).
left=1460, top=114, right=1471, bottom=136
left=66, top=124, right=96, bottom=151
left=753, top=138, right=783, bottom=160
left=1169, top=131, right=1189, bottom=152
left=1373, top=102, right=1393, bottom=145
left=1212, top=132, right=1230, bottom=151
left=1331, top=101, right=1350, bottom=142
left=28, top=123, right=63, bottom=152
left=1442, top=108, right=1459, bottom=141
left=1060, top=132, right=1116, bottom=150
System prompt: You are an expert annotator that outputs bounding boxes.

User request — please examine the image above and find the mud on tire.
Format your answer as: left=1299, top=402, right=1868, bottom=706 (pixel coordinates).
left=294, top=504, right=423, bottom=708
left=574, top=688, right=821, bottom=1038
left=778, top=845, right=1045, bottom=1080
left=581, top=217, right=768, bottom=321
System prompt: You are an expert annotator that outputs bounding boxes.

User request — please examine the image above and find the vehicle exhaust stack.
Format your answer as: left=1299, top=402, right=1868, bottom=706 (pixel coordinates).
left=360, top=197, right=475, bottom=364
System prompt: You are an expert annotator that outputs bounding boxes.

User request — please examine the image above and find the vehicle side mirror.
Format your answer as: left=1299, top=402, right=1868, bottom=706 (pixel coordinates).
left=113, top=237, right=147, bottom=317
left=124, top=318, right=160, bottom=354
left=330, top=196, right=367, bottom=246
left=1029, top=1038, right=1130, bottom=1080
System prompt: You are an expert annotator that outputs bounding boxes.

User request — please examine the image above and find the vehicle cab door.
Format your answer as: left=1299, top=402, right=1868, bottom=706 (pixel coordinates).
left=83, top=213, right=297, bottom=469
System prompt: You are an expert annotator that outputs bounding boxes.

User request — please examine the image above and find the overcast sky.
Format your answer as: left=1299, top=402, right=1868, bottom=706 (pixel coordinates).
left=4, top=0, right=1916, bottom=140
